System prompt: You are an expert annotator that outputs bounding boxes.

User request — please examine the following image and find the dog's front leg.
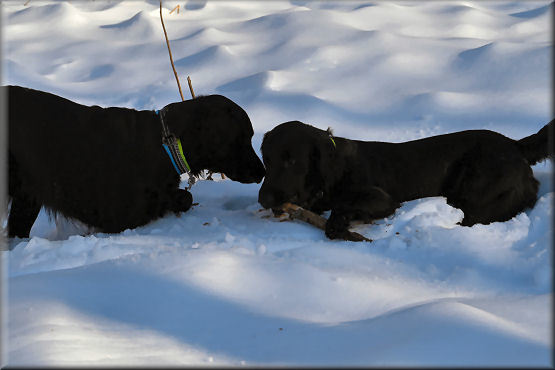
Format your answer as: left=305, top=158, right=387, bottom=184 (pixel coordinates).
left=325, top=209, right=354, bottom=240
left=171, top=189, right=193, bottom=214
left=325, top=186, right=399, bottom=240
left=7, top=195, right=41, bottom=238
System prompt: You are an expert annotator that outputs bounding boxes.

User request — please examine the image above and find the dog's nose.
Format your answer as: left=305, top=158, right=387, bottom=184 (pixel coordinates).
left=240, top=151, right=265, bottom=184
left=253, top=157, right=265, bottom=184
left=229, top=153, right=265, bottom=184
left=258, top=191, right=274, bottom=209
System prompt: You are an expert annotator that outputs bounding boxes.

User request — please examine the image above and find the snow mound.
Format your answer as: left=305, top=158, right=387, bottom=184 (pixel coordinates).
left=100, top=11, right=155, bottom=40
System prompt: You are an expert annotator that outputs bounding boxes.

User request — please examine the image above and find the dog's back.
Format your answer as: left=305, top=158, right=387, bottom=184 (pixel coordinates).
left=361, top=126, right=548, bottom=225
left=8, top=85, right=171, bottom=233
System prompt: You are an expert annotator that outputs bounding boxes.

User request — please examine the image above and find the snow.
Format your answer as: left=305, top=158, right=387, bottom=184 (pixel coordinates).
left=1, top=0, right=553, bottom=367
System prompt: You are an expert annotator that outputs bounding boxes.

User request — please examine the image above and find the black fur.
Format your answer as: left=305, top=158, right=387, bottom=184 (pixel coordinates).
left=259, top=120, right=553, bottom=240
left=7, top=85, right=265, bottom=238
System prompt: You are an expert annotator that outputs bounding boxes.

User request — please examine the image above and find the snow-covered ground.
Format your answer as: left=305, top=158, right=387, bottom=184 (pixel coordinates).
left=1, top=0, right=553, bottom=366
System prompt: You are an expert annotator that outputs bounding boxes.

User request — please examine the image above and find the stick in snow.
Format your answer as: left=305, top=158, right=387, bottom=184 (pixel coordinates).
left=279, top=203, right=372, bottom=242
left=170, top=4, right=180, bottom=14
left=160, top=1, right=185, bottom=102
left=187, top=76, right=196, bottom=99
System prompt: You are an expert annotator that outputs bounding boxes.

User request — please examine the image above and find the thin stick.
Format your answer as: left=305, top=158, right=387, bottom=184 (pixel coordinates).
left=169, top=4, right=180, bottom=14
left=187, top=76, right=196, bottom=99
left=160, top=1, right=185, bottom=102
left=160, top=3, right=225, bottom=180
left=280, top=203, right=372, bottom=242
left=281, top=203, right=326, bottom=229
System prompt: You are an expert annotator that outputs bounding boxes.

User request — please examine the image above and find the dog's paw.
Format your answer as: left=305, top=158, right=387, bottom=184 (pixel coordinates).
left=325, top=213, right=349, bottom=240
left=325, top=227, right=355, bottom=241
left=172, top=189, right=193, bottom=213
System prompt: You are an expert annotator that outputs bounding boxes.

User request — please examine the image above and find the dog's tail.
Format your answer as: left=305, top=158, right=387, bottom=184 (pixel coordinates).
left=516, top=119, right=554, bottom=165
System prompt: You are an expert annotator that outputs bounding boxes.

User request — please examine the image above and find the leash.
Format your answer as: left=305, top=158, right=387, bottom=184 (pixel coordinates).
left=155, top=108, right=197, bottom=189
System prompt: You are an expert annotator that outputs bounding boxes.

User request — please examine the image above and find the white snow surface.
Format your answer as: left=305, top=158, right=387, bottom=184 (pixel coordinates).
left=1, top=0, right=553, bottom=367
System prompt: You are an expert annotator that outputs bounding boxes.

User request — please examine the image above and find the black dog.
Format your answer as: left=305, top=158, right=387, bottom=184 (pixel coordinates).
left=7, top=85, right=265, bottom=238
left=259, top=120, right=553, bottom=240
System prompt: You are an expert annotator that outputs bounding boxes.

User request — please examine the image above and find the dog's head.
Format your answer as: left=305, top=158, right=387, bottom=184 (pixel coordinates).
left=258, top=121, right=340, bottom=212
left=163, top=95, right=265, bottom=184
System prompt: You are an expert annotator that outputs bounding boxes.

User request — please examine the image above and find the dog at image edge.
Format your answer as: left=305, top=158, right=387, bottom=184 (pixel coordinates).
left=259, top=120, right=553, bottom=240
left=7, top=85, right=265, bottom=238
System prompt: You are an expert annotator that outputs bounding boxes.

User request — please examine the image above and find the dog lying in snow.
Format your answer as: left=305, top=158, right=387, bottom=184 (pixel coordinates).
left=6, top=85, right=265, bottom=238
left=259, top=120, right=553, bottom=240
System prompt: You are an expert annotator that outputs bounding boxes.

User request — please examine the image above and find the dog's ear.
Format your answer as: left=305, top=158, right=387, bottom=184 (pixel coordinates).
left=318, top=131, right=342, bottom=186
left=306, top=132, right=341, bottom=194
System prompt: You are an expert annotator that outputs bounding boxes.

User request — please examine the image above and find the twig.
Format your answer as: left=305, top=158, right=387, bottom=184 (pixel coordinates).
left=281, top=203, right=326, bottom=229
left=160, top=3, right=226, bottom=180
left=279, top=203, right=372, bottom=242
left=160, top=1, right=185, bottom=101
left=187, top=76, right=196, bottom=99
left=169, top=4, right=180, bottom=14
